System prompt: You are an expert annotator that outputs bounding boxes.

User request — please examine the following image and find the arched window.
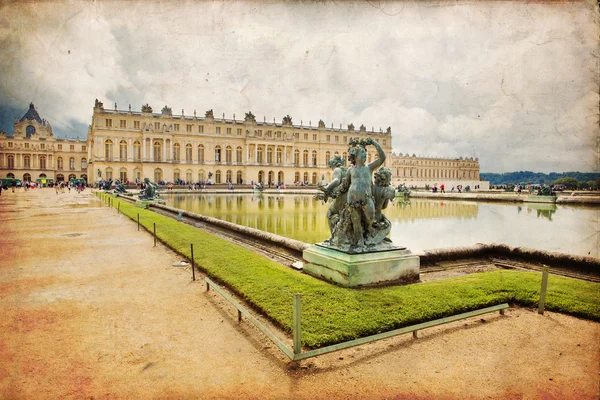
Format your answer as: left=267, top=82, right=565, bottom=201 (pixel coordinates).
left=295, top=171, right=300, bottom=183
left=276, top=147, right=282, bottom=164
left=153, top=140, right=162, bottom=162
left=198, top=145, right=205, bottom=163
left=312, top=172, right=318, bottom=184
left=236, top=146, right=243, bottom=163
left=325, top=151, right=331, bottom=164
left=81, top=158, right=87, bottom=170
left=57, top=157, right=63, bottom=170
left=104, top=140, right=113, bottom=160
left=294, top=150, right=300, bottom=165
left=186, top=169, right=192, bottom=182
left=23, top=155, right=31, bottom=168
left=80, top=174, right=87, bottom=183
left=173, top=143, right=181, bottom=161
left=173, top=169, right=180, bottom=182
left=226, top=170, right=232, bottom=182
left=38, top=173, right=46, bottom=178
left=69, top=157, right=75, bottom=170
left=56, top=173, right=64, bottom=182
left=258, top=171, right=264, bottom=183
left=119, top=168, right=127, bottom=182
left=185, top=144, right=192, bottom=162
left=23, top=173, right=31, bottom=182
left=311, top=150, right=317, bottom=166
left=342, top=152, right=347, bottom=163
left=154, top=168, right=162, bottom=183
left=105, top=168, right=113, bottom=180
left=68, top=173, right=76, bottom=181
left=278, top=171, right=284, bottom=184
left=215, top=146, right=221, bottom=163
left=198, top=170, right=205, bottom=182
left=215, top=170, right=221, bottom=184
left=236, top=170, right=243, bottom=184
left=26, top=125, right=35, bottom=138
left=266, top=147, right=273, bottom=164
left=226, top=146, right=232, bottom=163
left=257, top=147, right=264, bottom=164
left=39, top=156, right=46, bottom=169
left=303, top=172, right=309, bottom=183
left=120, top=140, right=127, bottom=160
left=7, top=172, right=15, bottom=178
left=133, top=141, right=141, bottom=161
left=7, top=155, right=14, bottom=169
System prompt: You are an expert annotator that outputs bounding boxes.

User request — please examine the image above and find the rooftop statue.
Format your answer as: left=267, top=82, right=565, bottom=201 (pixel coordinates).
left=205, top=109, right=214, bottom=119
left=139, top=178, right=160, bottom=201
left=282, top=115, right=293, bottom=126
left=245, top=111, right=256, bottom=123
left=114, top=179, right=127, bottom=194
left=141, top=104, right=153, bottom=113
left=317, top=138, right=395, bottom=253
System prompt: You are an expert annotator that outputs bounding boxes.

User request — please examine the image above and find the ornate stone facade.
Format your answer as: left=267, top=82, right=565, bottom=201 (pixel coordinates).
left=88, top=101, right=393, bottom=185
left=0, top=104, right=88, bottom=183
left=390, top=152, right=485, bottom=189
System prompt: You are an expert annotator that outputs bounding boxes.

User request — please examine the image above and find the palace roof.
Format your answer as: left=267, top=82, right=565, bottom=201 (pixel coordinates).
left=19, top=103, right=43, bottom=124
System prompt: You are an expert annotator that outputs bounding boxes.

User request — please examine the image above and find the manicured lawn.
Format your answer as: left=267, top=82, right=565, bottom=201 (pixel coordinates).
left=99, top=193, right=600, bottom=348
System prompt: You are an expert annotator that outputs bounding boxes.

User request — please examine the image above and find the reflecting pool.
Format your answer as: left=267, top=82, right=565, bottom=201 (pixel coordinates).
left=164, top=193, right=599, bottom=258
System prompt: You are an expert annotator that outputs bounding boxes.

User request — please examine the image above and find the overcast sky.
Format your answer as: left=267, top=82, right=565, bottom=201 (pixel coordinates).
left=0, top=1, right=597, bottom=173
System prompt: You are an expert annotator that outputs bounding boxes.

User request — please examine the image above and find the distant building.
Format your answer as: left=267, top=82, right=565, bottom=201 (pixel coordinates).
left=390, top=152, right=486, bottom=190
left=0, top=103, right=87, bottom=184
left=87, top=100, right=393, bottom=185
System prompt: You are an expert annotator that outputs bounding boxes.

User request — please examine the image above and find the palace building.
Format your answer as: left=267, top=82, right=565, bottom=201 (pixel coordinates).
left=88, top=100, right=393, bottom=186
left=390, top=153, right=485, bottom=190
left=0, top=103, right=88, bottom=184
left=0, top=101, right=484, bottom=189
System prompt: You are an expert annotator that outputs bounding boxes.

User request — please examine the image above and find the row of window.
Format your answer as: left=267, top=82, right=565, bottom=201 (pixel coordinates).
left=104, top=140, right=358, bottom=166
left=5, top=154, right=87, bottom=170
left=104, top=119, right=387, bottom=145
left=5, top=142, right=85, bottom=151
left=394, top=160, right=478, bottom=168
left=395, top=167, right=478, bottom=179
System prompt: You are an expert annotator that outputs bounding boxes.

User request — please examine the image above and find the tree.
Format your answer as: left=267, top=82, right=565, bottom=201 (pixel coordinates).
left=553, top=177, right=578, bottom=190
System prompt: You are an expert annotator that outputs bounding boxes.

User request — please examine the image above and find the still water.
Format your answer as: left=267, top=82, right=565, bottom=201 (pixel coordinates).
left=164, top=193, right=599, bottom=258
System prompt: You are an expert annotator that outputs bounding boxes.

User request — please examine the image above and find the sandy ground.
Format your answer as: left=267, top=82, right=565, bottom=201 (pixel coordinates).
left=0, top=188, right=598, bottom=399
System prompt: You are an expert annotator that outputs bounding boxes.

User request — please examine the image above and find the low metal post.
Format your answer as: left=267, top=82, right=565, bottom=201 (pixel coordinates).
left=206, top=281, right=210, bottom=292
left=238, top=310, right=242, bottom=322
left=538, top=266, right=549, bottom=315
left=118, top=202, right=120, bottom=214
left=190, top=243, right=196, bottom=281
left=293, top=294, right=302, bottom=355
left=153, top=223, right=156, bottom=247
left=413, top=331, right=418, bottom=339
left=137, top=213, right=140, bottom=231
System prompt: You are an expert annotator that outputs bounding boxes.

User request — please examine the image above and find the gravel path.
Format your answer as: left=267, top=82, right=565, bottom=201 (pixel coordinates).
left=0, top=188, right=598, bottom=399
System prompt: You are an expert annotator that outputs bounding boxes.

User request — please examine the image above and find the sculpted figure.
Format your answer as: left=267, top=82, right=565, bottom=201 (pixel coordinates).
left=114, top=179, right=126, bottom=194
left=316, top=155, right=347, bottom=240
left=102, top=179, right=113, bottom=191
left=139, top=177, right=159, bottom=200
left=328, top=138, right=387, bottom=251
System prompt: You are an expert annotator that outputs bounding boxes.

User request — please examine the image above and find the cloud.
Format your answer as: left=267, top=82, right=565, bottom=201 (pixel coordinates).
left=0, top=0, right=597, bottom=173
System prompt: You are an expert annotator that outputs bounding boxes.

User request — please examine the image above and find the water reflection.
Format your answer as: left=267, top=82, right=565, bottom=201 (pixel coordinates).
left=165, top=194, right=599, bottom=258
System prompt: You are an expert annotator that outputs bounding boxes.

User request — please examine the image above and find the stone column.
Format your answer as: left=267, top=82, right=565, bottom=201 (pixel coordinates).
left=163, top=138, right=166, bottom=162
left=142, top=136, right=147, bottom=161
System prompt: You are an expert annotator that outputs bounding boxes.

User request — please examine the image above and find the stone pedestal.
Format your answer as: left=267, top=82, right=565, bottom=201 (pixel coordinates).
left=303, top=244, right=420, bottom=287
